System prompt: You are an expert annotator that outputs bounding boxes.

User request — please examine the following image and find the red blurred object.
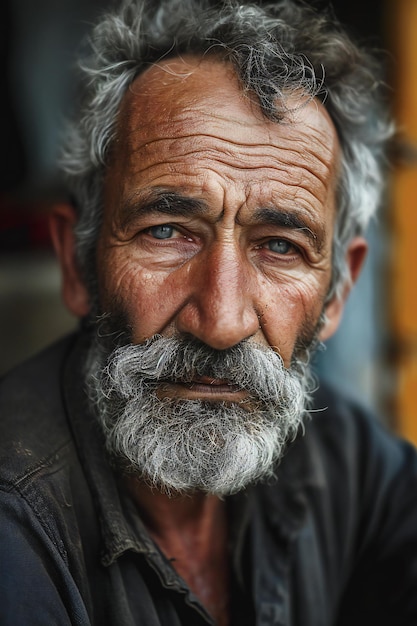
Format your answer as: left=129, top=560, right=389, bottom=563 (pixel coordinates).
left=0, top=194, right=53, bottom=252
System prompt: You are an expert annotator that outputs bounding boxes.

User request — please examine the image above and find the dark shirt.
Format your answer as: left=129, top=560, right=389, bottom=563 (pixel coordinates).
left=0, top=333, right=417, bottom=625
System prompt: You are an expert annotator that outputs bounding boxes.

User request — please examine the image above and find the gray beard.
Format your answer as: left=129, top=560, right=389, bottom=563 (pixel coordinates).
left=85, top=332, right=317, bottom=496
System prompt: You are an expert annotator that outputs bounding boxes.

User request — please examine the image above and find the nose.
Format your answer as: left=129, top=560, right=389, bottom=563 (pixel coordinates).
left=175, top=241, right=261, bottom=350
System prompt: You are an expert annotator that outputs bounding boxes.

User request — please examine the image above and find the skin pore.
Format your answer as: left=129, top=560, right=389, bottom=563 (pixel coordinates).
left=52, top=55, right=367, bottom=625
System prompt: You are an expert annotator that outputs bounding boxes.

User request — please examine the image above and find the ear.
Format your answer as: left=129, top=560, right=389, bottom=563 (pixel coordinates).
left=319, top=236, right=368, bottom=342
left=49, top=203, right=91, bottom=318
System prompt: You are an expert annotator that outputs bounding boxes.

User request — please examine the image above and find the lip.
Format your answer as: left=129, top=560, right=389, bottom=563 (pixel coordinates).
left=157, top=377, right=247, bottom=401
left=191, top=376, right=231, bottom=385
left=187, top=376, right=241, bottom=392
left=185, top=382, right=241, bottom=394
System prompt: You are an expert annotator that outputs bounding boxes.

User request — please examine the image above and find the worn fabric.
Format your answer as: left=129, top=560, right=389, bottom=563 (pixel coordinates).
left=0, top=333, right=417, bottom=626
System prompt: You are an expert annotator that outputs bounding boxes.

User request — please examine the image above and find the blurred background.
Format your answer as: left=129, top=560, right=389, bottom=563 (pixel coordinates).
left=0, top=0, right=416, bottom=443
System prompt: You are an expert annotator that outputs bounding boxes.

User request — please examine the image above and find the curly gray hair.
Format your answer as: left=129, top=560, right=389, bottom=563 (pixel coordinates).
left=60, top=0, right=392, bottom=301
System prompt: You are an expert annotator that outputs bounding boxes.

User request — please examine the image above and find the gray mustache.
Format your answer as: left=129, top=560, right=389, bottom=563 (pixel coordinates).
left=103, top=335, right=302, bottom=405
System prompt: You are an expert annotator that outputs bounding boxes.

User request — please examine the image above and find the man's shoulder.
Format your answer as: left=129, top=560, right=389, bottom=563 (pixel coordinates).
left=254, top=382, right=417, bottom=586
left=308, top=382, right=410, bottom=460
left=0, top=335, right=101, bottom=624
left=275, top=381, right=417, bottom=499
left=0, top=335, right=79, bottom=488
left=283, top=381, right=417, bottom=522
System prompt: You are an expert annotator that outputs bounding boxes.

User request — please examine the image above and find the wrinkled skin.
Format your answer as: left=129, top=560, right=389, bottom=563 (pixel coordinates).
left=95, top=56, right=358, bottom=378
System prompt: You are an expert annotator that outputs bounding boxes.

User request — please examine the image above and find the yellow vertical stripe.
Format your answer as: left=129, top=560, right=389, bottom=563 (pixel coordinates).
left=389, top=0, right=417, bottom=444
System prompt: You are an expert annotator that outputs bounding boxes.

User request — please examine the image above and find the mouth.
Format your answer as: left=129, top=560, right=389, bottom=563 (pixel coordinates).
left=185, top=376, right=241, bottom=393
left=157, top=376, right=248, bottom=402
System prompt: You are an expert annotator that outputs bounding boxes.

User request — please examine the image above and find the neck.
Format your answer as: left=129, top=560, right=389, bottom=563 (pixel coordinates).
left=123, top=476, right=231, bottom=626
left=123, top=476, right=226, bottom=542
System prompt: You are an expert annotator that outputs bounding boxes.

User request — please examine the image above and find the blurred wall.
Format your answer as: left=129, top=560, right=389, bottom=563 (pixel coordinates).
left=0, top=0, right=111, bottom=374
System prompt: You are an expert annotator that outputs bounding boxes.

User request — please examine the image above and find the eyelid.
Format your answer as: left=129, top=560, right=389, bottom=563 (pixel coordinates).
left=142, top=222, right=198, bottom=244
left=149, top=223, right=175, bottom=234
left=260, top=236, right=300, bottom=251
left=253, top=237, right=303, bottom=267
left=144, top=223, right=179, bottom=236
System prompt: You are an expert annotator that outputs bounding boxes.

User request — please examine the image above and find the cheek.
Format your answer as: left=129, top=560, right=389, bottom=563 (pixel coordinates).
left=98, top=253, right=189, bottom=342
left=258, top=278, right=326, bottom=359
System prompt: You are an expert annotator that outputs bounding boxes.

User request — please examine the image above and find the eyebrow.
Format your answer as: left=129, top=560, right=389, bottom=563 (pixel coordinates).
left=118, top=190, right=207, bottom=231
left=118, top=190, right=325, bottom=252
left=252, top=207, right=324, bottom=253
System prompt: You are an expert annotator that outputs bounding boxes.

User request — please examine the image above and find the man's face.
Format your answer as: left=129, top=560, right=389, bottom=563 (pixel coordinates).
left=77, top=56, right=346, bottom=494
left=97, top=56, right=340, bottom=372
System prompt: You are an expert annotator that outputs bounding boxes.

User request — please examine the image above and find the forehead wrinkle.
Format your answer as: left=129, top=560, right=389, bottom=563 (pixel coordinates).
left=123, top=116, right=334, bottom=172
left=119, top=55, right=339, bottom=164
left=127, top=125, right=333, bottom=161
left=108, top=57, right=339, bottom=244
left=125, top=135, right=332, bottom=193
left=110, top=131, right=335, bottom=231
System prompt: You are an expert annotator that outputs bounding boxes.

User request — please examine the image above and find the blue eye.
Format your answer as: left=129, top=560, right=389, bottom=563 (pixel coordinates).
left=267, top=239, right=293, bottom=254
left=149, top=225, right=174, bottom=239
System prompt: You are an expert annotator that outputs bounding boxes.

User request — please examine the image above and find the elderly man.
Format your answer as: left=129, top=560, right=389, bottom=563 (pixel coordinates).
left=1, top=0, right=416, bottom=624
